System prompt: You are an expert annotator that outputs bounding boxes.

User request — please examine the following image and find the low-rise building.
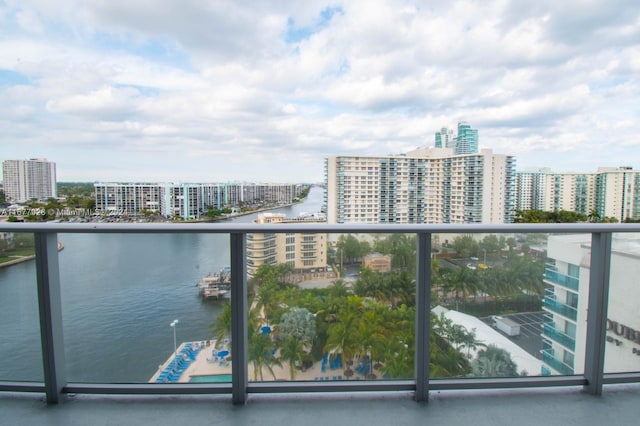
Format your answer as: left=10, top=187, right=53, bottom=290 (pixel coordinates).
left=247, top=213, right=327, bottom=277
left=362, top=253, right=392, bottom=272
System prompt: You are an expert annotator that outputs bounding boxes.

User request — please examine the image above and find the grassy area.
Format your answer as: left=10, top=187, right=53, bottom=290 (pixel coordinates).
left=0, top=248, right=36, bottom=264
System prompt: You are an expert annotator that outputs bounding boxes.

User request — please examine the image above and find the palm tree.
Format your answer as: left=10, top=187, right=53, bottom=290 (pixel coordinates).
left=441, top=266, right=478, bottom=310
left=211, top=302, right=232, bottom=347
left=324, top=296, right=362, bottom=374
left=212, top=301, right=261, bottom=350
left=278, top=336, right=304, bottom=380
left=470, top=345, right=518, bottom=377
left=255, top=281, right=280, bottom=325
left=249, top=331, right=281, bottom=381
left=357, top=309, right=385, bottom=378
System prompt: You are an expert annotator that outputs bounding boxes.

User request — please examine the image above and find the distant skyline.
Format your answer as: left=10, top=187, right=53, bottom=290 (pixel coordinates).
left=1, top=1, right=639, bottom=182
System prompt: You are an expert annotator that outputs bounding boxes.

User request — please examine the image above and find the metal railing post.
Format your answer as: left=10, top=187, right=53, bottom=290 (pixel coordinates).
left=584, top=232, right=612, bottom=395
left=230, top=233, right=248, bottom=404
left=34, top=232, right=66, bottom=404
left=415, top=232, right=431, bottom=402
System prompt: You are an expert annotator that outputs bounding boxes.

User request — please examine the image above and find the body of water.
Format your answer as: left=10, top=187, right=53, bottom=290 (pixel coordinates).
left=0, top=186, right=324, bottom=383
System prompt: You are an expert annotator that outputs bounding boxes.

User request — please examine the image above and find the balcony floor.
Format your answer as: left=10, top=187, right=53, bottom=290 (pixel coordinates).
left=1, top=384, right=639, bottom=426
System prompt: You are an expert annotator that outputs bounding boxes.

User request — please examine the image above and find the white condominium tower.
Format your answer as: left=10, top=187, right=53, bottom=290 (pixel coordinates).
left=94, top=182, right=304, bottom=219
left=515, top=166, right=640, bottom=222
left=325, top=147, right=516, bottom=224
left=2, top=158, right=57, bottom=202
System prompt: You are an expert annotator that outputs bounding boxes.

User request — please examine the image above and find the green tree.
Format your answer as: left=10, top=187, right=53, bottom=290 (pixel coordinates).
left=278, top=307, right=316, bottom=345
left=278, top=335, right=304, bottom=380
left=336, top=234, right=369, bottom=265
left=324, top=296, right=363, bottom=374
left=211, top=302, right=232, bottom=345
left=479, top=235, right=502, bottom=257
left=249, top=331, right=281, bottom=381
left=515, top=209, right=587, bottom=223
left=470, top=345, right=518, bottom=377
left=440, top=266, right=478, bottom=310
left=451, top=235, right=479, bottom=258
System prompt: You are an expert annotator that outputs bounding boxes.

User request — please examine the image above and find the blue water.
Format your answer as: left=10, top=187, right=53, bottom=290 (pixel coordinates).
left=0, top=187, right=324, bottom=383
left=189, top=374, right=232, bottom=383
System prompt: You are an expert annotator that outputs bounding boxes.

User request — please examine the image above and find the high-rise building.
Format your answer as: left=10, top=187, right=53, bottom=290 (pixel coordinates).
left=455, top=122, right=479, bottom=155
left=94, top=182, right=305, bottom=219
left=94, top=183, right=161, bottom=214
left=515, top=166, right=640, bottom=222
left=435, top=127, right=454, bottom=149
left=515, top=168, right=554, bottom=212
left=595, top=167, right=640, bottom=222
left=325, top=147, right=516, bottom=224
left=2, top=158, right=57, bottom=202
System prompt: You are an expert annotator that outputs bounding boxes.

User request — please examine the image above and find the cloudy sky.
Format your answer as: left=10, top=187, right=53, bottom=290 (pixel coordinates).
left=1, top=0, right=639, bottom=183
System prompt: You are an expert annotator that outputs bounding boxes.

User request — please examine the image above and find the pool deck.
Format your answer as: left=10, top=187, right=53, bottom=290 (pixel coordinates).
left=150, top=341, right=366, bottom=383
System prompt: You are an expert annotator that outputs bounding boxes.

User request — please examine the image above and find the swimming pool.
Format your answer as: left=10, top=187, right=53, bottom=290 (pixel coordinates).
left=189, top=374, right=232, bottom=383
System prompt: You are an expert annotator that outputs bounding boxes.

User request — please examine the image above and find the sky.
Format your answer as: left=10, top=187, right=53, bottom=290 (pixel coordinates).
left=1, top=0, right=639, bottom=183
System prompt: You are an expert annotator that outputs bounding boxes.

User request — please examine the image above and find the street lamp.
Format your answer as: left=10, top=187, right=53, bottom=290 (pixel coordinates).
left=482, top=249, right=487, bottom=264
left=170, top=319, right=179, bottom=359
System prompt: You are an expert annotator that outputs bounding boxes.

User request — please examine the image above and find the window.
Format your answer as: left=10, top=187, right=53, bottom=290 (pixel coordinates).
left=564, top=321, right=576, bottom=338
left=567, top=263, right=580, bottom=278
left=563, top=350, right=574, bottom=367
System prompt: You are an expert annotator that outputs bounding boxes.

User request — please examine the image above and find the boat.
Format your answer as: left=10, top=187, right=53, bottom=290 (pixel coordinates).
left=198, top=268, right=231, bottom=300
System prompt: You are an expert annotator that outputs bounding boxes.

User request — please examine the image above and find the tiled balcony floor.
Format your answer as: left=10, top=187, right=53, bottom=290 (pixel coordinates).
left=1, top=384, right=638, bottom=426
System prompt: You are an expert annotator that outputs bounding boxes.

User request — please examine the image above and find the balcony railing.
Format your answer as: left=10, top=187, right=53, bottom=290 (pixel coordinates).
left=543, top=297, right=578, bottom=321
left=542, top=350, right=574, bottom=375
left=542, top=324, right=576, bottom=351
left=0, top=222, right=638, bottom=405
left=544, top=269, right=579, bottom=291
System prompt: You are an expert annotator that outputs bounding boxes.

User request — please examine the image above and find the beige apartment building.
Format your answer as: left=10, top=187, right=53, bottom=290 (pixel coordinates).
left=247, top=213, right=327, bottom=277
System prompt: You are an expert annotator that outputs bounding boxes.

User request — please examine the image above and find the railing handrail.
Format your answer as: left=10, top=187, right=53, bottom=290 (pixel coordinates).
left=2, top=222, right=640, bottom=234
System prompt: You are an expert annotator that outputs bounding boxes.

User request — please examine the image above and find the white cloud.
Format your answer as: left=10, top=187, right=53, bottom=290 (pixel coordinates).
left=0, top=0, right=639, bottom=182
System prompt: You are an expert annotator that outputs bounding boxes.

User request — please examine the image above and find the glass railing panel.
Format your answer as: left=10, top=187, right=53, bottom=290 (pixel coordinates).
left=58, top=233, right=231, bottom=384
left=544, top=269, right=579, bottom=291
left=542, top=324, right=576, bottom=351
left=542, top=233, right=591, bottom=376
left=247, top=232, right=416, bottom=383
left=604, top=232, right=640, bottom=375
left=0, top=232, right=44, bottom=382
left=430, top=232, right=547, bottom=378
left=430, top=232, right=589, bottom=378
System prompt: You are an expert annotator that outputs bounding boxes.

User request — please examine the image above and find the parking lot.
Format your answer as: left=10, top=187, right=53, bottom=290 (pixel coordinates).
left=481, top=311, right=544, bottom=359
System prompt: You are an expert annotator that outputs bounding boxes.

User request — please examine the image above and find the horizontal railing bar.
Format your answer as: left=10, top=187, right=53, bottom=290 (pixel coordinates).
left=602, top=373, right=640, bottom=384
left=247, top=380, right=414, bottom=394
left=1, top=222, right=640, bottom=234
left=57, top=376, right=596, bottom=395
left=0, top=381, right=46, bottom=393
left=64, top=383, right=231, bottom=395
left=430, top=376, right=587, bottom=390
